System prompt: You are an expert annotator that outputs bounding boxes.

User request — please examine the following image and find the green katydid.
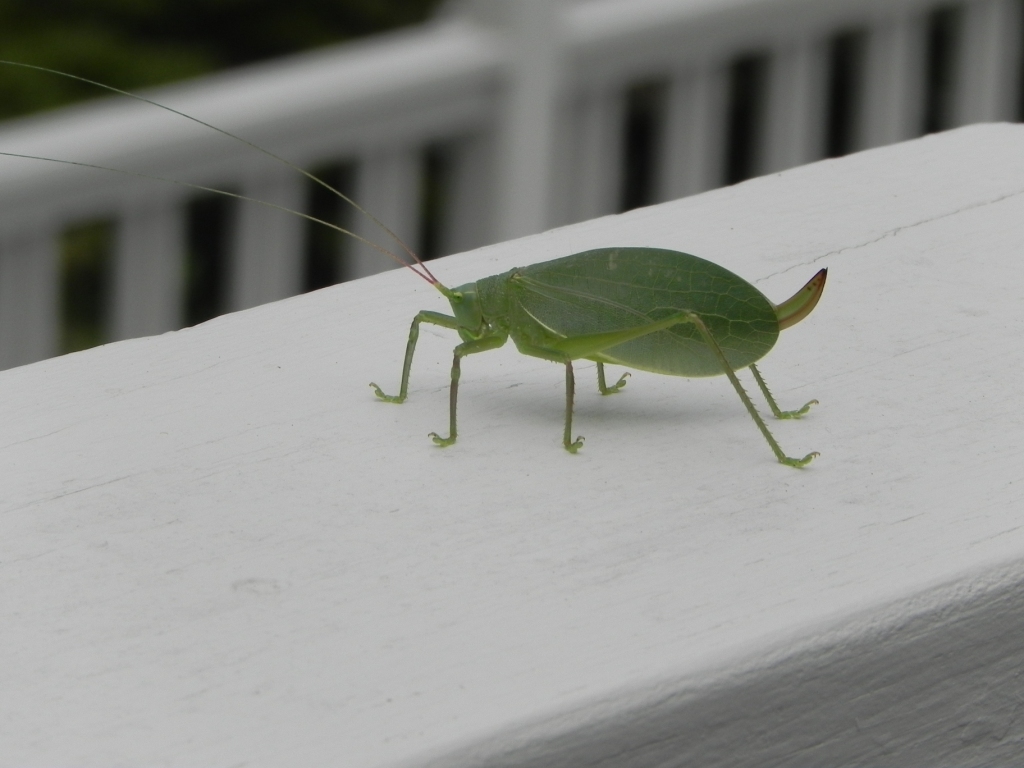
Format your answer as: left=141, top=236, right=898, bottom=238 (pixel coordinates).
left=0, top=61, right=826, bottom=465
left=371, top=249, right=825, bottom=466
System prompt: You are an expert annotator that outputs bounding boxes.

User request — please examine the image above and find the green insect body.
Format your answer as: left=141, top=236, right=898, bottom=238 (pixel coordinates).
left=371, top=247, right=826, bottom=467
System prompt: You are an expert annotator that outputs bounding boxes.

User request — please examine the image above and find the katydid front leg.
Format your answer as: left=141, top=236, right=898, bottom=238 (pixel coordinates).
left=371, top=311, right=460, bottom=403
left=429, top=335, right=507, bottom=448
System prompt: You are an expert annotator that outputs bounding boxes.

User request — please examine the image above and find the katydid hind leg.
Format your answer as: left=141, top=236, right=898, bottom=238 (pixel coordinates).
left=428, top=334, right=507, bottom=448
left=596, top=362, right=629, bottom=395
left=749, top=363, right=817, bottom=419
left=685, top=313, right=818, bottom=467
left=371, top=311, right=460, bottom=403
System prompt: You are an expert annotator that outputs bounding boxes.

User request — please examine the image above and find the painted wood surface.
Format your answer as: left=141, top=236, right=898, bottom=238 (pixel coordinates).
left=3, top=124, right=1024, bottom=765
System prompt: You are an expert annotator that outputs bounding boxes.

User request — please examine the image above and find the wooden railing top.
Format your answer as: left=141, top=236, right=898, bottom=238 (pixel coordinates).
left=4, top=124, right=1024, bottom=764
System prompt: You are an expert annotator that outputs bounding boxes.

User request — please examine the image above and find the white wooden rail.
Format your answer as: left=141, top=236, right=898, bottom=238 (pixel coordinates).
left=0, top=0, right=1022, bottom=370
left=4, top=124, right=1024, bottom=764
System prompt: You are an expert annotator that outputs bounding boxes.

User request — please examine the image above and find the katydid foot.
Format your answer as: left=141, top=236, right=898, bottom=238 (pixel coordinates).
left=564, top=435, right=584, bottom=454
left=748, top=364, right=817, bottom=420
left=780, top=451, right=819, bottom=468
left=370, top=383, right=405, bottom=403
left=774, top=399, right=818, bottom=420
left=597, top=363, right=630, bottom=395
left=599, top=373, right=629, bottom=395
left=429, top=432, right=456, bottom=447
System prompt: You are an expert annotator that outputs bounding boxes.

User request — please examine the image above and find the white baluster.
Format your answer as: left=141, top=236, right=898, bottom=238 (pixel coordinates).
left=953, top=0, right=1023, bottom=125
left=229, top=167, right=307, bottom=311
left=349, top=148, right=422, bottom=280
left=440, top=133, right=496, bottom=256
left=660, top=64, right=730, bottom=200
left=0, top=222, right=59, bottom=369
left=566, top=86, right=626, bottom=223
left=111, top=198, right=186, bottom=341
left=859, top=13, right=929, bottom=149
left=763, top=40, right=829, bottom=173
left=488, top=0, right=566, bottom=241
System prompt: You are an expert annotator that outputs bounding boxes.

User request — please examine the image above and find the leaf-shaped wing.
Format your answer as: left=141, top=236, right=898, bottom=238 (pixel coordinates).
left=509, top=248, right=778, bottom=377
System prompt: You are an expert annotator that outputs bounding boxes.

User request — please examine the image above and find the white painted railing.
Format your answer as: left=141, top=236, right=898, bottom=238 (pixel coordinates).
left=0, top=0, right=1021, bottom=369
left=5, top=123, right=1024, bottom=764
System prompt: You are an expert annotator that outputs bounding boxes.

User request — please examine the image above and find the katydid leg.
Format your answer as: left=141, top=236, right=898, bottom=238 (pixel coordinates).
left=512, top=309, right=814, bottom=458
left=564, top=361, right=584, bottom=453
left=684, top=312, right=817, bottom=467
left=429, top=334, right=507, bottom=447
left=371, top=311, right=460, bottom=403
left=507, top=339, right=584, bottom=452
left=596, top=362, right=629, bottom=395
left=514, top=312, right=693, bottom=452
left=748, top=363, right=817, bottom=419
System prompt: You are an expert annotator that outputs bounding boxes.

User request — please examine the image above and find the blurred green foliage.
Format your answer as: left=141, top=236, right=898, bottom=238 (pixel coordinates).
left=0, top=0, right=445, bottom=120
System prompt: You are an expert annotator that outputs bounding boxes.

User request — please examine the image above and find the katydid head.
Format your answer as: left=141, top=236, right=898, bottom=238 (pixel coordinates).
left=437, top=282, right=484, bottom=331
